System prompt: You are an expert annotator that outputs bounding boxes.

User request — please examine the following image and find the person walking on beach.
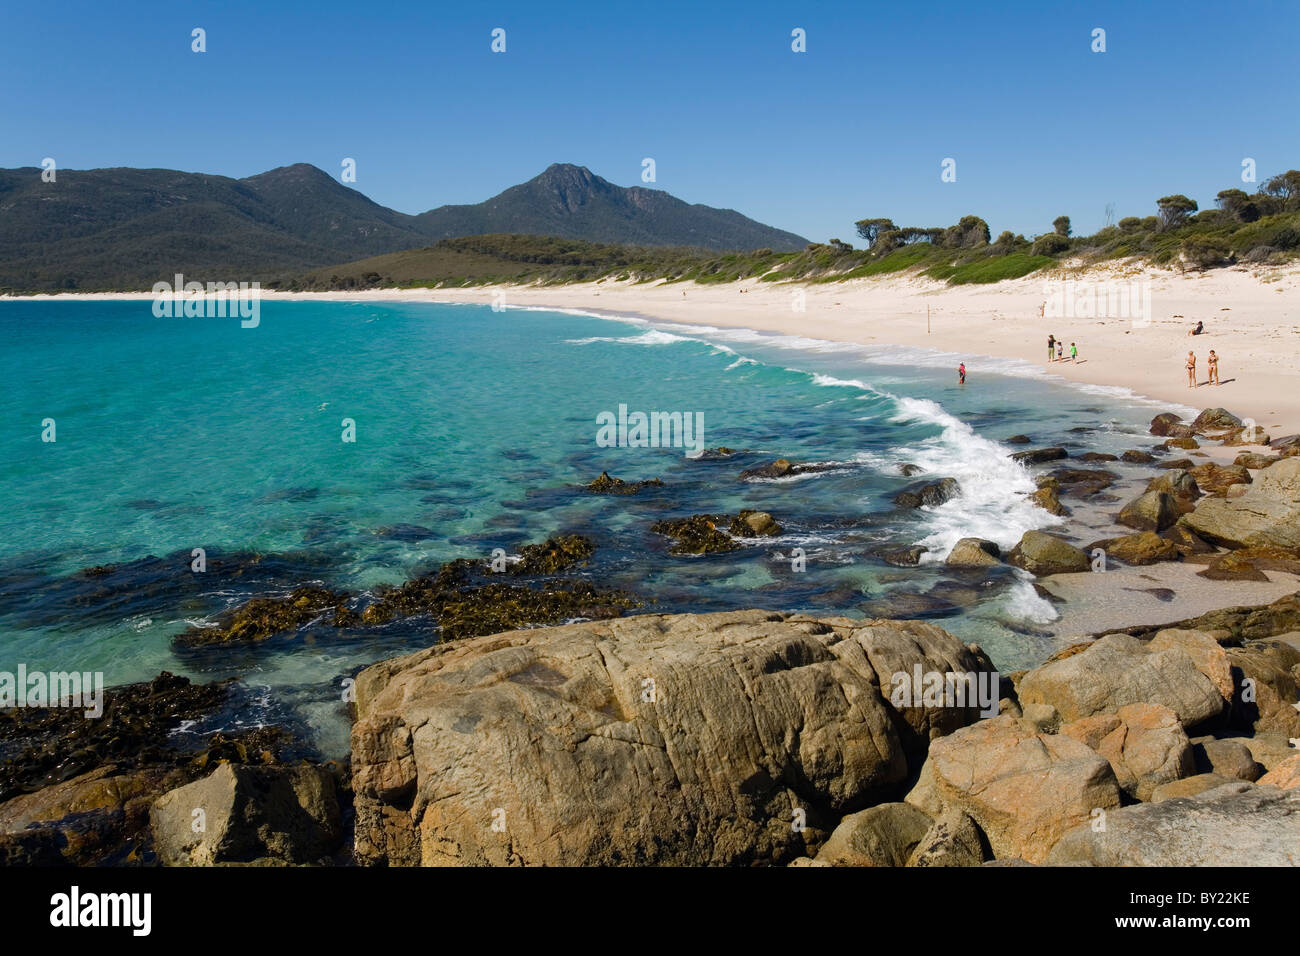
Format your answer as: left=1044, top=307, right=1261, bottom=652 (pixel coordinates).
left=958, top=362, right=966, bottom=385
left=1186, top=351, right=1197, bottom=387
left=1208, top=349, right=1220, bottom=386
left=1047, top=333, right=1055, bottom=361
left=1056, top=341, right=1064, bottom=362
left=1070, top=342, right=1078, bottom=362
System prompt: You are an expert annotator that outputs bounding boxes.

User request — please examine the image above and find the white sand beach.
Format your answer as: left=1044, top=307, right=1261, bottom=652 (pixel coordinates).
left=21, top=259, right=1293, bottom=435
left=9, top=260, right=1298, bottom=434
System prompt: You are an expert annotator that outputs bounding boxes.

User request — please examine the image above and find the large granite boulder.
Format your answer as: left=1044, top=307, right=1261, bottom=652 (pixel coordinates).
left=350, top=610, right=996, bottom=866
left=1016, top=632, right=1228, bottom=729
left=1191, top=407, right=1243, bottom=435
left=1226, top=640, right=1300, bottom=736
left=1059, top=703, right=1194, bottom=801
left=906, top=807, right=989, bottom=867
left=813, top=802, right=933, bottom=866
left=946, top=537, right=1002, bottom=568
left=1005, top=531, right=1090, bottom=576
left=1188, top=461, right=1251, bottom=497
left=1117, top=491, right=1180, bottom=532
left=1047, top=782, right=1300, bottom=865
left=1101, top=532, right=1181, bottom=566
left=1181, top=458, right=1300, bottom=550
left=924, top=716, right=1121, bottom=863
left=1258, top=754, right=1300, bottom=789
left=150, top=762, right=342, bottom=866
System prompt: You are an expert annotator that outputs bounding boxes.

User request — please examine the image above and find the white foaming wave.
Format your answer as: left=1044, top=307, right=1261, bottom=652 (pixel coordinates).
left=809, top=372, right=890, bottom=399
left=565, top=329, right=688, bottom=346
left=725, top=356, right=760, bottom=370
left=889, top=396, right=1061, bottom=559
left=999, top=575, right=1061, bottom=624
left=510, top=305, right=1202, bottom=418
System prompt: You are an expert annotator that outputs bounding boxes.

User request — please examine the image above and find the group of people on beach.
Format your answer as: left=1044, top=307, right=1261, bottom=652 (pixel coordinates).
left=1187, top=349, right=1222, bottom=388
left=1046, top=334, right=1077, bottom=363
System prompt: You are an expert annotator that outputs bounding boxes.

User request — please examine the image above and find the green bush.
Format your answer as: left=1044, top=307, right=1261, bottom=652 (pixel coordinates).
left=1031, top=233, right=1071, bottom=256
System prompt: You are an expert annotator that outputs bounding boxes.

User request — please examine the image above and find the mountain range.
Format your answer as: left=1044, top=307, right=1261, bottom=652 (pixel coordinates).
left=0, top=163, right=808, bottom=291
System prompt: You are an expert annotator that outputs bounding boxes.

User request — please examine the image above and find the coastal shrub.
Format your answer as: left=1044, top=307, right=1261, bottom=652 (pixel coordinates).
left=1274, top=226, right=1300, bottom=249
left=1031, top=233, right=1071, bottom=256
left=1179, top=238, right=1230, bottom=270
left=924, top=253, right=1053, bottom=284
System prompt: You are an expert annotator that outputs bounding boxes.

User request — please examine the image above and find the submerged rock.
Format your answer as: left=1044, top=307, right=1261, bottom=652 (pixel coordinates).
left=1010, top=447, right=1068, bottom=465
left=880, top=546, right=928, bottom=567
left=730, top=510, right=782, bottom=537
left=585, top=471, right=665, bottom=495
left=511, top=534, right=596, bottom=575
left=693, top=447, right=740, bottom=460
left=650, top=515, right=740, bottom=554
left=176, top=586, right=358, bottom=647
left=1049, top=467, right=1119, bottom=497
left=1120, top=449, right=1157, bottom=464
left=894, top=477, right=959, bottom=509
left=738, top=458, right=840, bottom=481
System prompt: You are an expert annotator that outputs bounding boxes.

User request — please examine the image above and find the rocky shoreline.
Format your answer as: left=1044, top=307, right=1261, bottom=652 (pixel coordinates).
left=4, top=403, right=1300, bottom=865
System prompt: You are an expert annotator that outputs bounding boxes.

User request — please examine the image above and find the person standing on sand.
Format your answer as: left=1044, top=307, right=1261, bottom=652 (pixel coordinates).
left=959, top=362, right=966, bottom=385
left=1187, top=351, right=1197, bottom=387
left=1208, top=349, right=1220, bottom=386
left=1056, top=341, right=1064, bottom=362
left=1047, top=334, right=1055, bottom=361
left=1070, top=342, right=1078, bottom=362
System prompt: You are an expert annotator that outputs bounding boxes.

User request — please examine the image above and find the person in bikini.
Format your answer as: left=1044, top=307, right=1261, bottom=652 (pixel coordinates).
left=1208, top=349, right=1220, bottom=386
left=1187, top=351, right=1197, bottom=387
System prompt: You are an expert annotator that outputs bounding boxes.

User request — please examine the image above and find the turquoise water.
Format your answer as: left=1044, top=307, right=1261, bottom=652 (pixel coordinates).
left=0, top=300, right=1191, bottom=754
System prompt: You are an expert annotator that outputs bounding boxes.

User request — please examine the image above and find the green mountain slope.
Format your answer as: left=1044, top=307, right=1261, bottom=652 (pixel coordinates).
left=0, top=162, right=808, bottom=292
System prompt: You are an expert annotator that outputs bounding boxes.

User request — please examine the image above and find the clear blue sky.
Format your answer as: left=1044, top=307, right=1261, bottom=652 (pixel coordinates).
left=2, top=0, right=1296, bottom=243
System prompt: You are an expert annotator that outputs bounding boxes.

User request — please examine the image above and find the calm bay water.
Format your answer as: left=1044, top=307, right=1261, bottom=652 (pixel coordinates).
left=0, top=299, right=1193, bottom=754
